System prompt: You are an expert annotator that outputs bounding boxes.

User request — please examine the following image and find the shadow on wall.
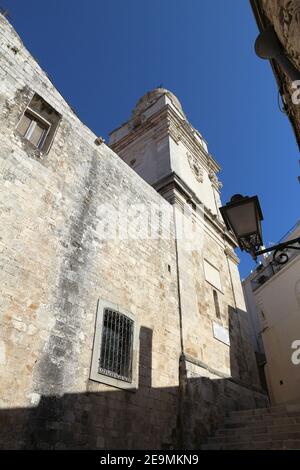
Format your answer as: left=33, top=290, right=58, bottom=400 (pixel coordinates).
left=0, top=314, right=269, bottom=450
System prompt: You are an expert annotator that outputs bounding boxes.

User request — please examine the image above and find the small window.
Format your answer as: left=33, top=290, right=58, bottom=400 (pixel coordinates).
left=99, top=308, right=133, bottom=382
left=90, top=299, right=138, bottom=390
left=213, top=289, right=221, bottom=319
left=16, top=93, right=61, bottom=153
left=17, top=110, right=50, bottom=149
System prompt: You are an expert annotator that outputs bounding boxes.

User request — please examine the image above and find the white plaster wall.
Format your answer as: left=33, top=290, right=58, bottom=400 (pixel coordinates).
left=169, top=139, right=218, bottom=213
left=255, top=256, right=300, bottom=404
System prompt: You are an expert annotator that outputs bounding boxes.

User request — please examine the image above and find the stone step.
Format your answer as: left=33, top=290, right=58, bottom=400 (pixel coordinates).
left=224, top=411, right=300, bottom=426
left=229, top=403, right=300, bottom=418
left=216, top=423, right=300, bottom=437
left=200, top=403, right=300, bottom=450
left=206, top=429, right=300, bottom=445
left=201, top=439, right=300, bottom=450
left=230, top=405, right=284, bottom=415
left=223, top=415, right=300, bottom=428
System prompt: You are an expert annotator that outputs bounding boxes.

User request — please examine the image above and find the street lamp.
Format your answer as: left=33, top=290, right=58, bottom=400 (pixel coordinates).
left=220, top=194, right=300, bottom=264
left=254, top=25, right=300, bottom=82
left=220, top=194, right=263, bottom=260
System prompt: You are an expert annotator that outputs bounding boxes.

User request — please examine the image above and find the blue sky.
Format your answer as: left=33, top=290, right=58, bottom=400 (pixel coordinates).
left=4, top=0, right=300, bottom=278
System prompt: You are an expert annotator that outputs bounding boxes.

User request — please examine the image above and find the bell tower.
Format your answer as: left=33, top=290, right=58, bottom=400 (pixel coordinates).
left=109, top=89, right=259, bottom=389
left=109, top=88, right=223, bottom=217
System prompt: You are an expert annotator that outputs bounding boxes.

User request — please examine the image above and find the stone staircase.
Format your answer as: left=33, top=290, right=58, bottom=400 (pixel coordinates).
left=201, top=404, right=300, bottom=450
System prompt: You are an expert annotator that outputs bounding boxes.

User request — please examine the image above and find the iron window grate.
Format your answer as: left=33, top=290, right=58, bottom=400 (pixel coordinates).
left=98, top=308, right=134, bottom=383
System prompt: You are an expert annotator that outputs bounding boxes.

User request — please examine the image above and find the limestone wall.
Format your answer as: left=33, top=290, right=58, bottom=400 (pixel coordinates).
left=0, top=14, right=267, bottom=449
left=0, top=14, right=181, bottom=449
left=258, top=0, right=300, bottom=147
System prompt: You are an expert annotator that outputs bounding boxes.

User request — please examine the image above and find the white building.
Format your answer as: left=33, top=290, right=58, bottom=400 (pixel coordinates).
left=243, top=221, right=300, bottom=404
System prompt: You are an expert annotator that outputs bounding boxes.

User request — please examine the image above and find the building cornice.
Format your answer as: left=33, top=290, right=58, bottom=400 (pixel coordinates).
left=153, top=171, right=237, bottom=249
left=224, top=246, right=240, bottom=265
left=110, top=104, right=221, bottom=177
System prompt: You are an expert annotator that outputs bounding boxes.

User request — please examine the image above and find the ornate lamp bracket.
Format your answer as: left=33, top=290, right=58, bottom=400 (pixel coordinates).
left=255, top=236, right=300, bottom=265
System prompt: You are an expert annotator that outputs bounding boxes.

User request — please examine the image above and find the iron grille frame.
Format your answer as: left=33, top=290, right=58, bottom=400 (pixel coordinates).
left=98, top=308, right=134, bottom=383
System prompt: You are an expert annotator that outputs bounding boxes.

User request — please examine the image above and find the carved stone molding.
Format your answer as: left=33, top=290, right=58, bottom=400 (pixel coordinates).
left=224, top=247, right=240, bottom=265
left=208, top=161, right=223, bottom=190
left=111, top=104, right=221, bottom=176
left=186, top=152, right=204, bottom=183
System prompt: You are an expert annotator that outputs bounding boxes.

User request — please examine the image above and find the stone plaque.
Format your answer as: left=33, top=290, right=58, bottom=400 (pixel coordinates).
left=213, top=321, right=230, bottom=346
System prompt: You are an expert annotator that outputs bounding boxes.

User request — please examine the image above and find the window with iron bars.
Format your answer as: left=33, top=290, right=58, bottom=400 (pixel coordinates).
left=98, top=308, right=134, bottom=383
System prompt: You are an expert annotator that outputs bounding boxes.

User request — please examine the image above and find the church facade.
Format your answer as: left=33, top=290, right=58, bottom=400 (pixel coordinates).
left=0, top=14, right=268, bottom=449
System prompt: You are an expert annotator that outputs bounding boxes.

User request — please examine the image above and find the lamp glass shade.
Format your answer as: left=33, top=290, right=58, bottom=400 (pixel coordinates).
left=220, top=195, right=264, bottom=252
left=220, top=195, right=264, bottom=258
left=224, top=200, right=258, bottom=238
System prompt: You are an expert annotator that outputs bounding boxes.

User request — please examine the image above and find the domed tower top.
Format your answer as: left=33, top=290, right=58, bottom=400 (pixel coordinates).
left=133, top=88, right=185, bottom=118
left=109, top=87, right=222, bottom=216
left=109, top=87, right=187, bottom=146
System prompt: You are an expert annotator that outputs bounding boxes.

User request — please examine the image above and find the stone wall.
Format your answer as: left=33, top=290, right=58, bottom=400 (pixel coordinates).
left=262, top=0, right=300, bottom=71
left=109, top=81, right=262, bottom=392
left=254, top=0, right=300, bottom=148
left=0, top=14, right=181, bottom=449
left=180, top=358, right=268, bottom=448
left=0, top=14, right=268, bottom=449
